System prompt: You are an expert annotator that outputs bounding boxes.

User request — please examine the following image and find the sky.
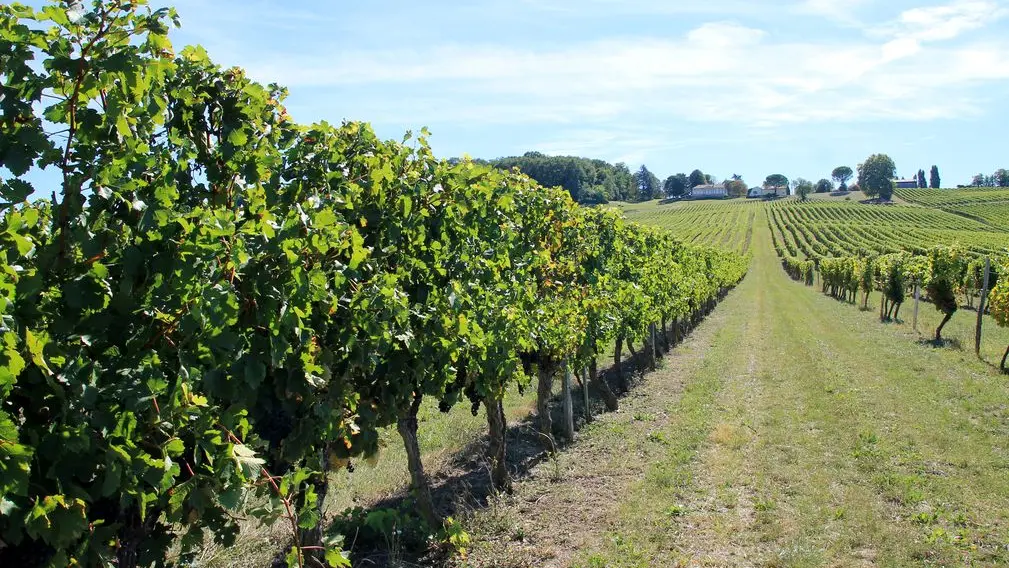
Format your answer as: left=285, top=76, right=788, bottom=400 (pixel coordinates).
left=21, top=0, right=1009, bottom=187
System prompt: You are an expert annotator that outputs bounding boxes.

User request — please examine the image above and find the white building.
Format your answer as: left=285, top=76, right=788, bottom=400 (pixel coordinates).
left=748, top=185, right=788, bottom=198
left=690, top=184, right=728, bottom=199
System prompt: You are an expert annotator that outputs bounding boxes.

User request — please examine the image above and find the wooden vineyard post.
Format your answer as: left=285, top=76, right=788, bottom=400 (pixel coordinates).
left=650, top=323, right=658, bottom=371
left=562, top=363, right=575, bottom=440
left=976, top=257, right=991, bottom=356
left=581, top=369, right=591, bottom=423
left=912, top=282, right=920, bottom=332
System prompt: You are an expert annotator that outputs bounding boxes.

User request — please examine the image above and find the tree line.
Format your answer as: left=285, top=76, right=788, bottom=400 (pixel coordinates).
left=484, top=153, right=740, bottom=203
left=969, top=169, right=1009, bottom=188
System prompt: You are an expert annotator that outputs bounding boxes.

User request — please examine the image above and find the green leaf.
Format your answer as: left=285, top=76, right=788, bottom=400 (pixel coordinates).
left=326, top=549, right=352, bottom=568
left=24, top=329, right=51, bottom=375
left=1, top=146, right=33, bottom=177
left=232, top=444, right=265, bottom=478
left=1, top=179, right=34, bottom=202
left=9, top=233, right=33, bottom=256
left=115, top=115, right=131, bottom=138
left=315, top=209, right=338, bottom=228
left=349, top=226, right=367, bottom=269
left=165, top=438, right=185, bottom=456
left=244, top=359, right=266, bottom=388
left=219, top=486, right=242, bottom=511
left=227, top=129, right=248, bottom=146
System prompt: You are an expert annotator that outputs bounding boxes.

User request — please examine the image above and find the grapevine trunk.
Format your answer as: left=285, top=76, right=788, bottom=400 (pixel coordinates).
left=397, top=395, right=440, bottom=528
left=613, top=337, right=624, bottom=392
left=483, top=397, right=511, bottom=493
left=536, top=359, right=557, bottom=452
left=590, top=358, right=618, bottom=411
left=296, top=452, right=330, bottom=566
left=936, top=312, right=953, bottom=342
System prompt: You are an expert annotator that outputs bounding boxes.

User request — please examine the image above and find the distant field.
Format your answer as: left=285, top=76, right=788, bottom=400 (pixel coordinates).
left=766, top=200, right=1009, bottom=259
left=617, top=197, right=1009, bottom=260
left=611, top=199, right=759, bottom=253
left=895, top=187, right=1009, bottom=208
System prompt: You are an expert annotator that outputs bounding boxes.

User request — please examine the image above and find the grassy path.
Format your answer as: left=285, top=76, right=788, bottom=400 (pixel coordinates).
left=464, top=210, right=1009, bottom=567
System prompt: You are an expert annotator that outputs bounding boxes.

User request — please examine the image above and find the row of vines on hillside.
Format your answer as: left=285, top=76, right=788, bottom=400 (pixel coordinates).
left=767, top=206, right=1009, bottom=365
left=0, top=3, right=748, bottom=567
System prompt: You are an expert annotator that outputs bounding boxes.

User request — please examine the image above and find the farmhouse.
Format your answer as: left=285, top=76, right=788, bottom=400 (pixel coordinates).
left=690, top=184, right=728, bottom=199
left=894, top=179, right=918, bottom=189
left=748, top=185, right=788, bottom=198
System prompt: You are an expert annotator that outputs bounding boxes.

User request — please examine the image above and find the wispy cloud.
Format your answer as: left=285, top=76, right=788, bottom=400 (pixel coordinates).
left=795, top=0, right=872, bottom=25
left=243, top=11, right=1009, bottom=130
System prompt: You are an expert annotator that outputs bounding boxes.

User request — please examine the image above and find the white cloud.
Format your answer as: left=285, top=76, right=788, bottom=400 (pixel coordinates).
left=687, top=22, right=768, bottom=47
left=249, top=14, right=1009, bottom=131
left=896, top=0, right=1005, bottom=40
left=796, top=0, right=871, bottom=24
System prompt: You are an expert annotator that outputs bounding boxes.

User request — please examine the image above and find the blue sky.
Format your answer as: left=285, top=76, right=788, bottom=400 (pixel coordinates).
left=24, top=0, right=1009, bottom=187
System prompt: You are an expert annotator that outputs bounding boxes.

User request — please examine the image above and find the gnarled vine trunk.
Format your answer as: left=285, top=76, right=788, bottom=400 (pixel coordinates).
left=590, top=358, right=618, bottom=411
left=613, top=337, right=624, bottom=391
left=484, top=397, right=510, bottom=493
left=115, top=507, right=158, bottom=568
left=1001, top=344, right=1009, bottom=371
left=398, top=394, right=439, bottom=528
left=296, top=453, right=330, bottom=566
left=935, top=312, right=953, bottom=342
left=536, top=357, right=558, bottom=452
left=580, top=369, right=591, bottom=423
left=661, top=316, right=669, bottom=350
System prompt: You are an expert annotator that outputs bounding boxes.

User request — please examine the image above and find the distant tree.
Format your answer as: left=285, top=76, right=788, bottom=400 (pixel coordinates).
left=764, top=173, right=789, bottom=190
left=831, top=166, right=853, bottom=190
left=725, top=179, right=748, bottom=198
left=663, top=173, right=688, bottom=197
left=633, top=165, right=661, bottom=200
left=971, top=173, right=987, bottom=187
left=688, top=169, right=706, bottom=188
left=929, top=165, right=940, bottom=188
left=994, top=168, right=1009, bottom=188
left=704, top=174, right=715, bottom=185
left=815, top=178, right=833, bottom=193
left=793, top=178, right=814, bottom=201
left=917, top=169, right=927, bottom=188
left=731, top=173, right=742, bottom=181
left=614, top=162, right=635, bottom=201
left=857, top=154, right=897, bottom=200
left=490, top=152, right=633, bottom=203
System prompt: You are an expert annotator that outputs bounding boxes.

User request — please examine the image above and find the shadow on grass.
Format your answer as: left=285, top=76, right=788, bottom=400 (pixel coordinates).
left=335, top=293, right=733, bottom=567
left=916, top=337, right=963, bottom=350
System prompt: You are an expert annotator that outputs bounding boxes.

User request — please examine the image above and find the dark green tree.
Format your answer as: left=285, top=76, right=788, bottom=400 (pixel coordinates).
left=917, top=169, right=927, bottom=188
left=792, top=178, right=814, bottom=201
left=994, top=168, right=1009, bottom=187
left=663, top=173, right=688, bottom=197
left=929, top=165, right=941, bottom=188
left=725, top=179, right=748, bottom=198
left=490, top=153, right=634, bottom=203
left=857, top=154, right=897, bottom=200
left=688, top=169, right=706, bottom=188
left=764, top=173, right=789, bottom=189
left=814, top=178, right=833, bottom=193
left=634, top=165, right=661, bottom=200
left=831, top=166, right=853, bottom=190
